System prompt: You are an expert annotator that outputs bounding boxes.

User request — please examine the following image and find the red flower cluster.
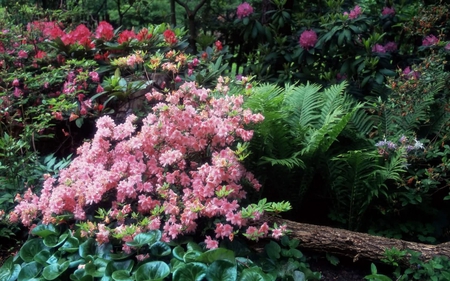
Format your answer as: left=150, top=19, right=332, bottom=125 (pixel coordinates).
left=137, top=28, right=153, bottom=42
left=117, top=30, right=137, bottom=44
left=95, top=21, right=114, bottom=41
left=163, top=30, right=177, bottom=45
left=61, top=24, right=94, bottom=49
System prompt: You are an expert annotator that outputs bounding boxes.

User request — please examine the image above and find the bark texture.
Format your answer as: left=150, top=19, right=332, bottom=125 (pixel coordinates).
left=269, top=217, right=450, bottom=262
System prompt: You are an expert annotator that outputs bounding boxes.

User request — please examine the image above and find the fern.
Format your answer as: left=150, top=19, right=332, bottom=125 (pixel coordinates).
left=328, top=150, right=385, bottom=230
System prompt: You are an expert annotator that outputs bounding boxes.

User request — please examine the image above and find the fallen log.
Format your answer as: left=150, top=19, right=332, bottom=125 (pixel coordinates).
left=269, top=217, right=450, bottom=262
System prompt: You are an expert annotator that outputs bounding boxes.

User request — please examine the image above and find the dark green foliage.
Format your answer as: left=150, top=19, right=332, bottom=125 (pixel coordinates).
left=0, top=227, right=320, bottom=281
left=244, top=81, right=372, bottom=207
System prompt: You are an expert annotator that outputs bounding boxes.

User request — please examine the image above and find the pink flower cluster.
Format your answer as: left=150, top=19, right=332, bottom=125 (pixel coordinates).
left=344, top=5, right=363, bottom=19
left=372, top=41, right=397, bottom=53
left=299, top=30, right=318, bottom=50
left=422, top=34, right=439, bottom=46
left=381, top=6, right=395, bottom=16
left=236, top=2, right=254, bottom=19
left=11, top=80, right=280, bottom=248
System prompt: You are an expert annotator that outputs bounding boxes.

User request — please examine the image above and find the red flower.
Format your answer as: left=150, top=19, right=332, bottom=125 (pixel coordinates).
left=215, top=40, right=223, bottom=51
left=35, top=50, right=47, bottom=59
left=118, top=30, right=137, bottom=44
left=137, top=28, right=152, bottom=42
left=163, top=30, right=177, bottom=45
left=95, top=21, right=114, bottom=41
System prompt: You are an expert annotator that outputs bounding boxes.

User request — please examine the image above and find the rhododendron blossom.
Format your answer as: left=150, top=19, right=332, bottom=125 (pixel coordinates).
left=236, top=2, right=254, bottom=19
left=95, top=21, right=114, bottom=41
left=117, top=30, right=137, bottom=44
left=299, top=30, right=318, bottom=50
left=163, top=30, right=177, bottom=45
left=381, top=6, right=395, bottom=16
left=344, top=5, right=362, bottom=19
left=11, top=80, right=281, bottom=249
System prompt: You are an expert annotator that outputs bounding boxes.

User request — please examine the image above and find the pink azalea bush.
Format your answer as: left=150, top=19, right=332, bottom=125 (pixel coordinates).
left=10, top=78, right=288, bottom=249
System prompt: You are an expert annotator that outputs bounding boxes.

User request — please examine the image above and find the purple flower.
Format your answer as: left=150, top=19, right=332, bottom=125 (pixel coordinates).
left=422, top=34, right=439, bottom=46
left=381, top=7, right=395, bottom=16
left=384, top=42, right=397, bottom=52
left=344, top=5, right=363, bottom=19
left=236, top=2, right=254, bottom=19
left=403, top=66, right=420, bottom=80
left=445, top=43, right=450, bottom=50
left=372, top=44, right=386, bottom=53
left=299, top=30, right=318, bottom=50
left=336, top=73, right=347, bottom=81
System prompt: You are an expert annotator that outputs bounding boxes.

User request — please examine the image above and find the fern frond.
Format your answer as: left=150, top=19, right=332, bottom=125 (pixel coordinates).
left=329, top=150, right=384, bottom=230
left=284, top=82, right=323, bottom=128
left=319, top=82, right=348, bottom=125
left=259, top=151, right=305, bottom=169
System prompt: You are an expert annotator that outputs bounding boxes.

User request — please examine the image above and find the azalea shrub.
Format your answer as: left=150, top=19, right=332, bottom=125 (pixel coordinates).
left=10, top=78, right=290, bottom=250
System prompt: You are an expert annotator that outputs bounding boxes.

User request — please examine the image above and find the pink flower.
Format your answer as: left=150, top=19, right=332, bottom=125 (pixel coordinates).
left=205, top=236, right=219, bottom=249
left=384, top=42, right=397, bottom=52
left=35, top=50, right=47, bottom=59
left=344, top=5, right=363, bottom=19
left=13, top=87, right=22, bottom=97
left=95, top=21, right=114, bottom=41
left=381, top=6, right=395, bottom=16
left=422, top=34, right=439, bottom=46
left=18, top=50, right=28, bottom=59
left=89, top=71, right=100, bottom=82
left=236, top=2, right=254, bottom=19
left=97, top=84, right=104, bottom=93
left=12, top=79, right=19, bottom=87
left=445, top=43, right=450, bottom=50
left=372, top=44, right=386, bottom=53
left=215, top=40, right=223, bottom=51
left=299, top=30, right=318, bottom=50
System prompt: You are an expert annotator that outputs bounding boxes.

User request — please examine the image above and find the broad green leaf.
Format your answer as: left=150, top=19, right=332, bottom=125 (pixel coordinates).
left=34, top=250, right=51, bottom=265
left=105, top=260, right=134, bottom=277
left=126, top=231, right=161, bottom=248
left=20, top=239, right=47, bottom=262
left=150, top=241, right=171, bottom=257
left=0, top=257, right=21, bottom=281
left=172, top=262, right=207, bottom=281
left=96, top=242, right=113, bottom=259
left=59, top=237, right=79, bottom=253
left=239, top=267, right=272, bottom=281
left=196, top=248, right=235, bottom=265
left=31, top=224, right=59, bottom=238
left=172, top=245, right=186, bottom=261
left=42, top=261, right=70, bottom=280
left=79, top=238, right=95, bottom=258
left=111, top=270, right=133, bottom=281
left=135, top=261, right=170, bottom=281
left=206, top=260, right=237, bottom=281
left=70, top=268, right=86, bottom=281
left=292, top=271, right=306, bottom=281
left=184, top=251, right=202, bottom=263
left=265, top=241, right=281, bottom=260
left=18, top=261, right=42, bottom=281
left=44, top=233, right=68, bottom=248
left=187, top=242, right=203, bottom=252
